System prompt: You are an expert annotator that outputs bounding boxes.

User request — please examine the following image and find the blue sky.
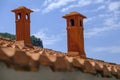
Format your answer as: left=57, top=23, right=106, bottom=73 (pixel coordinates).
left=0, top=0, right=120, bottom=64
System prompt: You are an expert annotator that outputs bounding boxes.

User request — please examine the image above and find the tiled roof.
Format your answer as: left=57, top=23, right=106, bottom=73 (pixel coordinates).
left=11, top=6, right=33, bottom=12
left=0, top=37, right=120, bottom=79
left=63, top=12, right=86, bottom=18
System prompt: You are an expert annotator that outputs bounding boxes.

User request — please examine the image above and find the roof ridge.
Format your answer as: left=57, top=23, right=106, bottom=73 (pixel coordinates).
left=0, top=37, right=120, bottom=79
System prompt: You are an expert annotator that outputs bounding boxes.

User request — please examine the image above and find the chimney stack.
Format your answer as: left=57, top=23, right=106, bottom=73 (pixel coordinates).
left=12, top=6, right=33, bottom=47
left=63, top=12, right=86, bottom=58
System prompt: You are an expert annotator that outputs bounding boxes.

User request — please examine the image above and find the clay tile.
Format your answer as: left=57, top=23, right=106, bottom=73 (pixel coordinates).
left=102, top=65, right=111, bottom=77
left=33, top=49, right=40, bottom=53
left=15, top=41, right=25, bottom=49
left=53, top=53, right=57, bottom=56
left=22, top=46, right=28, bottom=50
left=83, top=60, right=96, bottom=74
left=52, top=56, right=72, bottom=71
left=39, top=54, right=53, bottom=66
left=11, top=44, right=16, bottom=48
left=107, top=66, right=112, bottom=71
left=63, top=11, right=86, bottom=18
left=95, top=63, right=101, bottom=72
left=50, top=52, right=55, bottom=55
left=111, top=66, right=118, bottom=78
left=12, top=50, right=30, bottom=66
left=88, top=60, right=96, bottom=66
left=65, top=56, right=73, bottom=63
left=12, top=6, right=33, bottom=12
left=26, top=52, right=40, bottom=61
left=2, top=43, right=8, bottom=47
left=95, top=63, right=104, bottom=73
left=39, top=50, right=44, bottom=55
left=114, top=66, right=118, bottom=72
left=0, top=47, right=16, bottom=57
left=47, top=54, right=56, bottom=62
left=0, top=48, right=10, bottom=62
left=117, top=68, right=120, bottom=79
left=6, top=44, right=12, bottom=47
left=72, top=58, right=85, bottom=69
left=28, top=59, right=39, bottom=72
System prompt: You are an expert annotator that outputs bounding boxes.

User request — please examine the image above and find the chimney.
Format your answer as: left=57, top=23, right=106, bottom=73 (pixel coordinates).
left=12, top=6, right=33, bottom=47
left=63, top=12, right=86, bottom=58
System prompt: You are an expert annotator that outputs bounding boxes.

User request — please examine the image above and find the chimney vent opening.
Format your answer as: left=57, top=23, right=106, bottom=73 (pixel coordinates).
left=70, top=19, right=74, bottom=26
left=26, top=14, right=29, bottom=20
left=18, top=13, right=21, bottom=20
left=80, top=20, right=83, bottom=26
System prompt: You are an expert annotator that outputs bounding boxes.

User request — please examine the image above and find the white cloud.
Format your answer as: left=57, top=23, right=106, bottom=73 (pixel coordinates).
left=61, top=0, right=91, bottom=12
left=92, top=46, right=120, bottom=53
left=43, top=0, right=53, bottom=6
left=95, top=5, right=106, bottom=11
left=108, top=1, right=120, bottom=11
left=61, top=0, right=92, bottom=12
left=41, top=0, right=120, bottom=39
left=85, top=25, right=118, bottom=38
left=42, top=0, right=107, bottom=13
left=31, top=9, right=40, bottom=12
left=78, top=0, right=91, bottom=6
left=85, top=27, right=109, bottom=38
left=95, top=0, right=104, bottom=3
left=61, top=4, right=78, bottom=12
left=41, top=0, right=120, bottom=13
left=42, top=0, right=76, bottom=13
left=33, top=29, right=63, bottom=47
left=85, top=16, right=120, bottom=38
left=85, top=1, right=120, bottom=38
left=84, top=16, right=96, bottom=23
left=61, top=0, right=106, bottom=12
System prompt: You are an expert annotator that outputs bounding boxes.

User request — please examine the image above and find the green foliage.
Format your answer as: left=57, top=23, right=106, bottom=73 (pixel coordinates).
left=30, top=35, right=43, bottom=48
left=0, top=32, right=43, bottom=48
left=0, top=32, right=15, bottom=40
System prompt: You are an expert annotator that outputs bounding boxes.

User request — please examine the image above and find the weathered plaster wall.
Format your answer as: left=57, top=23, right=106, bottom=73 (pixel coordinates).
left=0, top=62, right=119, bottom=80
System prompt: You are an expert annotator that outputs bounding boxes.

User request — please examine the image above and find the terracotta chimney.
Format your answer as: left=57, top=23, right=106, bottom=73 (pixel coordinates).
left=12, top=6, right=33, bottom=47
left=63, top=12, right=86, bottom=58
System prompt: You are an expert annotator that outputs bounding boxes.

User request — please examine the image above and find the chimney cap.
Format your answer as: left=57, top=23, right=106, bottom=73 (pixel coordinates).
left=11, top=6, right=33, bottom=12
left=63, top=11, right=86, bottom=18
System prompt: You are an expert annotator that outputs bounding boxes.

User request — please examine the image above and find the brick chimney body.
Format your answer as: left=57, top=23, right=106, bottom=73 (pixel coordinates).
left=63, top=12, right=86, bottom=58
left=12, top=6, right=33, bottom=47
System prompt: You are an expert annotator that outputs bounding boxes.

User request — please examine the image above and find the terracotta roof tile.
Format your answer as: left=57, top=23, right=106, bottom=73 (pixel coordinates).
left=47, top=54, right=57, bottom=62
left=11, top=6, right=33, bottom=12
left=72, top=58, right=85, bottom=69
left=95, top=62, right=103, bottom=72
left=65, top=56, right=73, bottom=63
left=39, top=53, right=53, bottom=66
left=53, top=56, right=72, bottom=71
left=118, top=69, right=120, bottom=78
left=0, top=38, right=120, bottom=79
left=26, top=52, right=40, bottom=61
left=63, top=11, right=86, bottom=18
left=111, top=66, right=118, bottom=77
left=0, top=47, right=16, bottom=57
left=83, top=60, right=96, bottom=74
left=102, top=65, right=111, bottom=77
left=13, top=50, right=30, bottom=65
